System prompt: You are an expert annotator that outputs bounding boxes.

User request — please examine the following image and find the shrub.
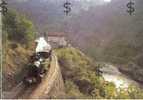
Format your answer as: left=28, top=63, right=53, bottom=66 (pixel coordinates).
left=3, top=10, right=35, bottom=44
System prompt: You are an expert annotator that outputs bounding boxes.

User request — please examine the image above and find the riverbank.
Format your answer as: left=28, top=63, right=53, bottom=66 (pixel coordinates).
left=100, top=63, right=142, bottom=90
left=118, top=64, right=143, bottom=87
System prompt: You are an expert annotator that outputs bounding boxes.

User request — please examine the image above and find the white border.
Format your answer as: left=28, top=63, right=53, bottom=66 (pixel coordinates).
left=0, top=0, right=2, bottom=98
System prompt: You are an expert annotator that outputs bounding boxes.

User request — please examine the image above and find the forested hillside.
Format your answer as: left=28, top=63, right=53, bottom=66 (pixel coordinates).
left=2, top=10, right=35, bottom=91
left=3, top=0, right=143, bottom=98
left=3, top=10, right=143, bottom=99
left=56, top=47, right=143, bottom=99
left=6, top=0, right=143, bottom=63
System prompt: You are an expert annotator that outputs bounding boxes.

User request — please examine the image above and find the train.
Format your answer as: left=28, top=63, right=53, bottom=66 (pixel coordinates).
left=23, top=51, right=52, bottom=86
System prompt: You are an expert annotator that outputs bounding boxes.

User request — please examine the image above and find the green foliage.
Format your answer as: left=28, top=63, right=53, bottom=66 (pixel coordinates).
left=116, top=89, right=130, bottom=99
left=128, top=86, right=143, bottom=99
left=116, top=86, right=143, bottom=99
left=103, top=83, right=116, bottom=99
left=56, top=47, right=105, bottom=98
left=2, top=41, right=33, bottom=90
left=3, top=10, right=35, bottom=44
left=56, top=47, right=143, bottom=99
left=2, top=9, right=35, bottom=90
left=103, top=38, right=138, bottom=64
left=65, top=80, right=85, bottom=98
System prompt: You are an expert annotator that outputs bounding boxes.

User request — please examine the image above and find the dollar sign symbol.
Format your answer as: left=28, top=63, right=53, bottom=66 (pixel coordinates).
left=63, top=1, right=71, bottom=16
left=0, top=0, right=8, bottom=15
left=127, top=1, right=135, bottom=15
left=2, top=6, right=8, bottom=15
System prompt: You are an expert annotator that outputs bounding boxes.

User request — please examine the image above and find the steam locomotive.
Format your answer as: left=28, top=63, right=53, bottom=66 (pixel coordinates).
left=23, top=51, right=52, bottom=86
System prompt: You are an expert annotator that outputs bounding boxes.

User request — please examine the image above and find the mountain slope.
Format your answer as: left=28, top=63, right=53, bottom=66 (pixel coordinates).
left=55, top=47, right=143, bottom=99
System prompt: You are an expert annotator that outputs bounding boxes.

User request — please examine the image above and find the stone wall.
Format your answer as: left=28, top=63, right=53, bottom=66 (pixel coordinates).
left=43, top=64, right=65, bottom=98
left=29, top=53, right=65, bottom=99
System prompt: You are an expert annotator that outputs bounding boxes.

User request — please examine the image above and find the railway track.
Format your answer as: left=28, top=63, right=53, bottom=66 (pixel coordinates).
left=3, top=52, right=63, bottom=99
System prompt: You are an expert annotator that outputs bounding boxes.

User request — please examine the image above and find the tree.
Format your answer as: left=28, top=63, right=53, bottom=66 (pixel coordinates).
left=3, top=10, right=35, bottom=44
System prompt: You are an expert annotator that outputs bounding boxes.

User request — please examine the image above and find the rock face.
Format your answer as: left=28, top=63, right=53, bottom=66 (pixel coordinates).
left=45, top=64, right=65, bottom=98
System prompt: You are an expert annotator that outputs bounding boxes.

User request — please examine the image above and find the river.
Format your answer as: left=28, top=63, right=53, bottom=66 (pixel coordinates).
left=100, top=63, right=140, bottom=90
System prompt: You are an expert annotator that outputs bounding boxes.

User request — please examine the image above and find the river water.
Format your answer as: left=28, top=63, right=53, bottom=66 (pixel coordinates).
left=100, top=63, right=140, bottom=90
